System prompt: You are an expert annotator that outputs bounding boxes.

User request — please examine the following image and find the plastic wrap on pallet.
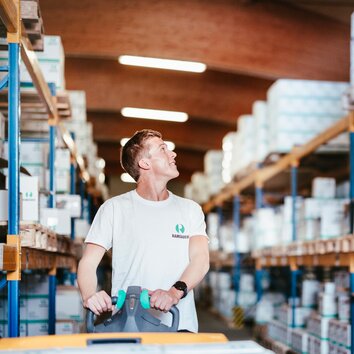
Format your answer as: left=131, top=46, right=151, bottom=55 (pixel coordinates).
left=68, top=90, right=87, bottom=122
left=222, top=132, right=237, bottom=184
left=204, top=150, right=223, bottom=176
left=319, top=199, right=348, bottom=239
left=312, top=178, right=336, bottom=199
left=254, top=208, right=280, bottom=249
left=301, top=279, right=320, bottom=308
left=266, top=79, right=349, bottom=154
left=190, top=172, right=210, bottom=204
left=253, top=101, right=270, bottom=163
left=236, top=115, right=256, bottom=173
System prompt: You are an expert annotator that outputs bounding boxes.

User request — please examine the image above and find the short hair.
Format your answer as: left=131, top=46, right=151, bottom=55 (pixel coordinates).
left=120, top=129, right=162, bottom=181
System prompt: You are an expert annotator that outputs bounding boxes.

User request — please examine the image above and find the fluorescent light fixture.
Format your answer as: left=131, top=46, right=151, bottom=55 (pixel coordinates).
left=118, top=55, right=206, bottom=73
left=121, top=173, right=136, bottom=183
left=120, top=137, right=175, bottom=151
left=165, top=141, right=175, bottom=151
left=120, top=138, right=130, bottom=146
left=95, top=158, right=106, bottom=170
left=121, top=107, right=188, bottom=123
left=98, top=172, right=105, bottom=184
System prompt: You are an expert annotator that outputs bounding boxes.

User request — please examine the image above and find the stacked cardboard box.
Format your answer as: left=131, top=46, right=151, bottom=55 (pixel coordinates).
left=0, top=36, right=65, bottom=90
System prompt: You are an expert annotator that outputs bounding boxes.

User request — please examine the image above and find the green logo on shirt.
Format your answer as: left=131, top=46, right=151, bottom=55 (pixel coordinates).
left=175, top=224, right=185, bottom=233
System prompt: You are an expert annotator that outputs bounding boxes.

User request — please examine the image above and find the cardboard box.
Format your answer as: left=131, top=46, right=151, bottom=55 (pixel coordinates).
left=74, top=219, right=90, bottom=239
left=5, top=176, right=39, bottom=222
left=26, top=296, right=49, bottom=321
left=0, top=190, right=23, bottom=222
left=312, top=178, right=336, bottom=199
left=23, top=273, right=49, bottom=296
left=40, top=208, right=71, bottom=235
left=0, top=190, right=7, bottom=221
left=56, top=286, right=84, bottom=321
left=20, top=176, right=39, bottom=222
left=27, top=321, right=48, bottom=336
left=56, top=194, right=81, bottom=218
left=55, top=148, right=71, bottom=171
left=55, top=320, right=80, bottom=335
left=23, top=165, right=46, bottom=190
left=4, top=141, right=48, bottom=166
left=36, top=36, right=64, bottom=61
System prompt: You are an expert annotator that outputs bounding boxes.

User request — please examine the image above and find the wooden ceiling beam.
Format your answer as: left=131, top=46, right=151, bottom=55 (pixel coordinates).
left=42, top=0, right=349, bottom=80
left=65, top=57, right=273, bottom=125
left=88, top=111, right=231, bottom=152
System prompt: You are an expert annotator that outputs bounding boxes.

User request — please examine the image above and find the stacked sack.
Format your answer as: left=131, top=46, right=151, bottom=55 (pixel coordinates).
left=267, top=79, right=349, bottom=153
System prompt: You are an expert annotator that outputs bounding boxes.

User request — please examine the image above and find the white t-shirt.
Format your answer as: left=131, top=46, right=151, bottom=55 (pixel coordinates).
left=85, top=190, right=208, bottom=332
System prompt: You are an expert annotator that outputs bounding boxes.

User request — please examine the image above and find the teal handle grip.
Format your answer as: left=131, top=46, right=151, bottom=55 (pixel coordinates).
left=140, top=289, right=150, bottom=309
left=116, top=290, right=126, bottom=310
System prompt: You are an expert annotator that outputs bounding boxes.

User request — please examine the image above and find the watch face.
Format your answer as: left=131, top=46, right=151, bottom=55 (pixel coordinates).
left=174, top=281, right=187, bottom=291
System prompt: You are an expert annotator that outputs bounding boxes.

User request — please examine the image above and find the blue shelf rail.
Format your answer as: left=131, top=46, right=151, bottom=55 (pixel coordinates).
left=350, top=116, right=354, bottom=354
left=290, top=161, right=299, bottom=329
left=255, top=182, right=263, bottom=303
left=70, top=133, right=77, bottom=286
left=2, top=0, right=22, bottom=336
left=7, top=40, right=21, bottom=339
left=232, top=195, right=241, bottom=305
left=47, top=83, right=57, bottom=336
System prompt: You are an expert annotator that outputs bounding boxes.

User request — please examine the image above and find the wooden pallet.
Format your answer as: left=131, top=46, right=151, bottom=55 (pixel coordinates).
left=0, top=0, right=45, bottom=51
left=0, top=90, right=71, bottom=124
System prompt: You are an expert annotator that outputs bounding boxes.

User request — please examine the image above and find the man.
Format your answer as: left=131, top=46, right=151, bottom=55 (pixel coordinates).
left=77, top=129, right=209, bottom=332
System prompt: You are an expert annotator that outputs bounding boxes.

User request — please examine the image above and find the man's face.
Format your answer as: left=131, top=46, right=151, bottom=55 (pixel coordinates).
left=145, top=137, right=179, bottom=181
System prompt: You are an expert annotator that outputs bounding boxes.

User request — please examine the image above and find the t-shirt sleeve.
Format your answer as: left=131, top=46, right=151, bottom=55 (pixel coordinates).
left=189, top=201, right=208, bottom=239
left=85, top=200, right=114, bottom=250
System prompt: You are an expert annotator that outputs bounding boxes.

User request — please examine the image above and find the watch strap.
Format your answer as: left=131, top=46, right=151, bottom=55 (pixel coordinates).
left=173, top=281, right=188, bottom=299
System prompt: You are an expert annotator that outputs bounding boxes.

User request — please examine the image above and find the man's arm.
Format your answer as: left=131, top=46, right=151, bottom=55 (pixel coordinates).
left=149, top=236, right=209, bottom=311
left=77, top=243, right=114, bottom=315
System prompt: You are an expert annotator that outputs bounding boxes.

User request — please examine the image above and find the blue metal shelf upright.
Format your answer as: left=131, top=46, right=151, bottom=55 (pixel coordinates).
left=7, top=35, right=21, bottom=340
left=349, top=114, right=354, bottom=354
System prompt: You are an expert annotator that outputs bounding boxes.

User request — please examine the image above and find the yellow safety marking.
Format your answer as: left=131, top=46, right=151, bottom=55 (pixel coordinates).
left=48, top=266, right=57, bottom=276
left=0, top=332, right=228, bottom=349
left=291, top=159, right=299, bottom=168
left=232, top=306, right=244, bottom=329
left=6, top=234, right=21, bottom=280
left=349, top=111, right=354, bottom=133
left=349, top=254, right=354, bottom=273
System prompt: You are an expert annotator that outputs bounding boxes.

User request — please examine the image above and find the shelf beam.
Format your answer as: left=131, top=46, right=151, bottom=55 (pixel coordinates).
left=20, top=31, right=59, bottom=123
left=21, top=248, right=76, bottom=271
left=0, top=0, right=18, bottom=33
left=0, top=244, right=17, bottom=271
left=203, top=114, right=349, bottom=212
left=258, top=115, right=349, bottom=185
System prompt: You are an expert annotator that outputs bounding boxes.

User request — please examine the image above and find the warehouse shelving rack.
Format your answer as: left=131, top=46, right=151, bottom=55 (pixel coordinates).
left=0, top=0, right=94, bottom=338
left=203, top=113, right=354, bottom=352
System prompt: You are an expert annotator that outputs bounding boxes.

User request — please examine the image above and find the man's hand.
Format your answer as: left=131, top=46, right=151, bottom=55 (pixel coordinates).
left=149, top=287, right=183, bottom=312
left=84, top=290, right=115, bottom=316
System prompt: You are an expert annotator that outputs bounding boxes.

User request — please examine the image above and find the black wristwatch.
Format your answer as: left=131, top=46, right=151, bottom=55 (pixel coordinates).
left=173, top=281, right=188, bottom=299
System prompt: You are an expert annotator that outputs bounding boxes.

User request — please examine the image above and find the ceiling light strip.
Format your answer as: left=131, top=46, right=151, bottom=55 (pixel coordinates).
left=120, top=137, right=175, bottom=150
left=118, top=55, right=206, bottom=73
left=121, top=107, right=188, bottom=123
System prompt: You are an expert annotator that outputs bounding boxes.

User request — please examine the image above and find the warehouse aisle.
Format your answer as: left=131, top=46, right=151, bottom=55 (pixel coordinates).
left=196, top=306, right=253, bottom=341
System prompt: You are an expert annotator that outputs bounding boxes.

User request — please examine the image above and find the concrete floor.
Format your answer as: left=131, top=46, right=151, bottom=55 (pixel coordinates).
left=196, top=306, right=253, bottom=341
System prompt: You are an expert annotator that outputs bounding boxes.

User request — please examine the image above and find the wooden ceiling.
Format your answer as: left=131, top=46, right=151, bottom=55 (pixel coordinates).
left=39, top=0, right=350, bottom=184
